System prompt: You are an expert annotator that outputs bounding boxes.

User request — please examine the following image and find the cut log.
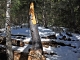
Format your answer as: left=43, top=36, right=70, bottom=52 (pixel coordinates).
left=14, top=51, right=21, bottom=60
left=12, top=39, right=24, bottom=47
left=13, top=51, right=28, bottom=60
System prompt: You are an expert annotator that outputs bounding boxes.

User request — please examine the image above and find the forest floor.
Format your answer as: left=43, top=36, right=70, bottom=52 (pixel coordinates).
left=0, top=26, right=80, bottom=60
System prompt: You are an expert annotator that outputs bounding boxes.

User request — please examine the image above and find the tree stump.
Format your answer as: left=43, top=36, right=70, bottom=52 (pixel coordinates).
left=14, top=51, right=21, bottom=60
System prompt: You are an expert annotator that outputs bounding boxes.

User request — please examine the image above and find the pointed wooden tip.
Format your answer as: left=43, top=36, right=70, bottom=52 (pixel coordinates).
left=29, top=2, right=36, bottom=24
left=30, top=2, right=34, bottom=9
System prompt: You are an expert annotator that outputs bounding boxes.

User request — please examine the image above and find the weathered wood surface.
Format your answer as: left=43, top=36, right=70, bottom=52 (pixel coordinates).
left=28, top=2, right=46, bottom=60
left=28, top=49, right=46, bottom=60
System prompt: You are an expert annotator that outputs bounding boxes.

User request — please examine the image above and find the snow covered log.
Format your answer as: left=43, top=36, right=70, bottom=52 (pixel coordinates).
left=41, top=34, right=57, bottom=39
left=0, top=36, right=24, bottom=47
left=12, top=39, right=24, bottom=47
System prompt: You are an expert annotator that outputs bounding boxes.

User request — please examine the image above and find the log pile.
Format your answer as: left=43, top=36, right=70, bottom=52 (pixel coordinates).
left=12, top=39, right=24, bottom=47
left=13, top=51, right=29, bottom=60
left=0, top=36, right=24, bottom=47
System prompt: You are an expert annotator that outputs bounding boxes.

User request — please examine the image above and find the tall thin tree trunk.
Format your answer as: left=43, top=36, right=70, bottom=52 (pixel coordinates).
left=28, top=2, right=45, bottom=60
left=42, top=0, right=47, bottom=28
left=6, top=0, right=13, bottom=60
left=69, top=0, right=76, bottom=29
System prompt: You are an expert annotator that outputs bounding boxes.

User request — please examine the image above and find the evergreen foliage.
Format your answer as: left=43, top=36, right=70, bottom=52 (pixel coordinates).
left=0, top=0, right=80, bottom=31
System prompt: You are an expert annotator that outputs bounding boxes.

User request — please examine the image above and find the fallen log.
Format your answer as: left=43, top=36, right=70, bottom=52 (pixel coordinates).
left=59, top=36, right=71, bottom=41
left=41, top=34, right=57, bottom=39
left=51, top=40, right=76, bottom=48
left=12, top=39, right=24, bottom=47
left=11, top=34, right=27, bottom=37
left=0, top=36, right=24, bottom=47
left=24, top=41, right=51, bottom=45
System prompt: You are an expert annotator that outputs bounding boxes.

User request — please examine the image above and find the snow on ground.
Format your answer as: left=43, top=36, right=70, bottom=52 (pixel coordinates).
left=11, top=27, right=31, bottom=37
left=11, top=26, right=55, bottom=37
left=0, top=26, right=80, bottom=60
left=12, top=44, right=31, bottom=53
left=72, top=33, right=80, bottom=40
left=45, top=46, right=79, bottom=60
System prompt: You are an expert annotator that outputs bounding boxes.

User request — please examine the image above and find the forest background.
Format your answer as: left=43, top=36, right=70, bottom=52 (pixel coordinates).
left=0, top=0, right=80, bottom=32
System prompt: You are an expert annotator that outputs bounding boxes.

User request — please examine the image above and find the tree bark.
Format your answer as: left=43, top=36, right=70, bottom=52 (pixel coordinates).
left=28, top=2, right=45, bottom=60
left=42, top=0, right=47, bottom=28
left=6, top=0, right=13, bottom=60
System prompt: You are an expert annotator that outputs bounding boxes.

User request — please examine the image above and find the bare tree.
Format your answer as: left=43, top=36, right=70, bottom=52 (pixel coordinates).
left=28, top=2, right=45, bottom=60
left=6, top=0, right=13, bottom=60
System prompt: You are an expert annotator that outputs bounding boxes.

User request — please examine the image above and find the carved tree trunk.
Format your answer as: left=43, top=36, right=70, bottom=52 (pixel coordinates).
left=28, top=2, right=45, bottom=60
left=6, top=0, right=13, bottom=60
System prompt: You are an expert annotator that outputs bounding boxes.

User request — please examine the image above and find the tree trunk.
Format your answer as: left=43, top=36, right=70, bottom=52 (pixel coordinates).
left=42, top=0, right=47, bottom=28
left=6, top=0, right=13, bottom=60
left=69, top=0, right=76, bottom=29
left=28, top=2, right=45, bottom=60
